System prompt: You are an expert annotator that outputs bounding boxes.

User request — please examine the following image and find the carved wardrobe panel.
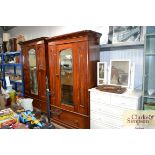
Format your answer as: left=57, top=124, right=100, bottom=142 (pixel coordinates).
left=21, top=37, right=48, bottom=112
left=47, top=31, right=101, bottom=128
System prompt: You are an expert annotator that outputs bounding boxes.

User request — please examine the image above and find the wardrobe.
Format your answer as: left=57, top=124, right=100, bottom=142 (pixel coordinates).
left=21, top=37, right=48, bottom=112
left=47, top=30, right=101, bottom=128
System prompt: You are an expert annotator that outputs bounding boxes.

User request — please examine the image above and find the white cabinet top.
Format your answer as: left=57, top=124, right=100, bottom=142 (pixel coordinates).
left=89, top=88, right=142, bottom=99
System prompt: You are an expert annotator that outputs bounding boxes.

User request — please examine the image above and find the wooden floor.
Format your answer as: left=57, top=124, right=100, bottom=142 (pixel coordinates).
left=52, top=122, right=66, bottom=129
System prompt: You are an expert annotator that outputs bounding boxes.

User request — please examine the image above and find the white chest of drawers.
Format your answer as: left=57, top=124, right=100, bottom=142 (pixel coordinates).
left=89, top=88, right=142, bottom=129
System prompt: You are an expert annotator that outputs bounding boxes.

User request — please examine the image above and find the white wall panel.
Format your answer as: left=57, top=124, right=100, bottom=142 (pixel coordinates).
left=100, top=48, right=144, bottom=90
left=8, top=26, right=109, bottom=44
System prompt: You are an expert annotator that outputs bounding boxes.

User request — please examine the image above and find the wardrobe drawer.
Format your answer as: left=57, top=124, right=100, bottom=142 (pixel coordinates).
left=111, top=95, right=139, bottom=109
left=51, top=106, right=89, bottom=129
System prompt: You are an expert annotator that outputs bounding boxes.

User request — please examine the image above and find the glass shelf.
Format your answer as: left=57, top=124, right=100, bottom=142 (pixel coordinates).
left=145, top=53, right=155, bottom=56
left=143, top=56, right=155, bottom=95
left=143, top=94, right=155, bottom=99
left=100, top=42, right=144, bottom=51
left=145, top=35, right=155, bottom=54
left=143, top=34, right=155, bottom=110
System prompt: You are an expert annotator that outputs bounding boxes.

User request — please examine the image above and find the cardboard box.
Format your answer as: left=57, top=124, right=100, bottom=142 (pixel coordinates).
left=0, top=108, right=19, bottom=128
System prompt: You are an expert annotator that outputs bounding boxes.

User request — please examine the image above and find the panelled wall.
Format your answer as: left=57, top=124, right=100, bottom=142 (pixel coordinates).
left=100, top=47, right=144, bottom=90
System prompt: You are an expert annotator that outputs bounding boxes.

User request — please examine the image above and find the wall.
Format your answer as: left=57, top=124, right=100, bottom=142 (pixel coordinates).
left=7, top=26, right=109, bottom=44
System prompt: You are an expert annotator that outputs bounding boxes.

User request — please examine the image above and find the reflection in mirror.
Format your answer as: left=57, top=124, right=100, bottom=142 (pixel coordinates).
left=28, top=49, right=38, bottom=95
left=110, top=60, right=130, bottom=87
left=60, top=48, right=73, bottom=106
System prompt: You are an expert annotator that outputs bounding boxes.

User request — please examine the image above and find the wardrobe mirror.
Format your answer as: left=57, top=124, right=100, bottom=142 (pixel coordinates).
left=28, top=48, right=38, bottom=95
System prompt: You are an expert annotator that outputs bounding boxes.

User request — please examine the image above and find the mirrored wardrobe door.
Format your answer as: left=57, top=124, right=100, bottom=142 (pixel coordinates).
left=28, top=48, right=38, bottom=95
left=60, top=48, right=73, bottom=106
left=55, top=44, right=76, bottom=111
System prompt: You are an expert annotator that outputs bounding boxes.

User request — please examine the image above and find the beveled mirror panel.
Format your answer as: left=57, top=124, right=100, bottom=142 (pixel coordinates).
left=28, top=49, right=38, bottom=95
left=60, top=48, right=73, bottom=105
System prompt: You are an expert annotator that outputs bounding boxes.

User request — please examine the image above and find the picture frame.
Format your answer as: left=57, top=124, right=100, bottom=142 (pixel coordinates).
left=109, top=59, right=131, bottom=87
left=97, top=62, right=107, bottom=85
left=108, top=26, right=143, bottom=44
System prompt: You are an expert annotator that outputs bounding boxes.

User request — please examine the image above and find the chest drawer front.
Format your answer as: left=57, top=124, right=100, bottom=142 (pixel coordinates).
left=90, top=92, right=110, bottom=104
left=91, top=120, right=119, bottom=129
left=91, top=103, right=128, bottom=118
left=89, top=89, right=141, bottom=129
left=91, top=112, right=122, bottom=128
left=111, top=95, right=139, bottom=109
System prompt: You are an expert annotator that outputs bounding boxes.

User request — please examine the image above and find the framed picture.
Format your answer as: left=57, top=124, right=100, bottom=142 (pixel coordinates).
left=97, top=62, right=107, bottom=85
left=108, top=26, right=143, bottom=44
left=109, top=60, right=131, bottom=87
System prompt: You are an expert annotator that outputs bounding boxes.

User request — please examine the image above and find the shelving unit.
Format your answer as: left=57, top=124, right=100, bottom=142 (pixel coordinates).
left=142, top=33, right=155, bottom=110
left=100, top=41, right=144, bottom=51
left=0, top=51, right=24, bottom=96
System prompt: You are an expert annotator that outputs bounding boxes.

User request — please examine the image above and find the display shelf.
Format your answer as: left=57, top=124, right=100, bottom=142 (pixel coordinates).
left=10, top=80, right=22, bottom=84
left=143, top=94, right=155, bottom=99
left=145, top=53, right=155, bottom=56
left=0, top=51, right=24, bottom=96
left=100, top=42, right=144, bottom=51
left=0, top=51, right=20, bottom=56
left=3, top=72, right=21, bottom=77
left=1, top=63, right=21, bottom=67
left=144, top=103, right=155, bottom=110
left=142, top=33, right=155, bottom=110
